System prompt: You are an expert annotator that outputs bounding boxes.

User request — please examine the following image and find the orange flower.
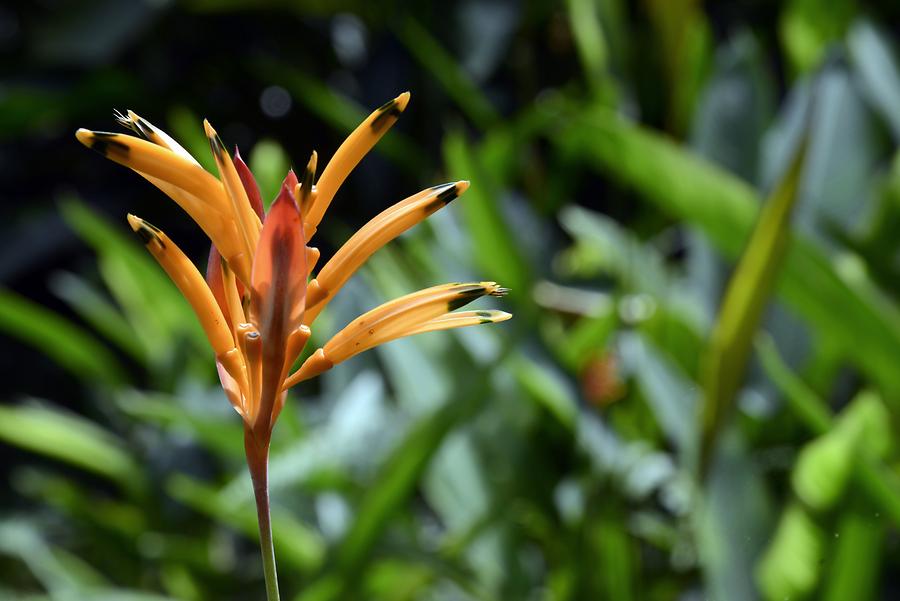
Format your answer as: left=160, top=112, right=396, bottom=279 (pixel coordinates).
left=78, top=95, right=510, bottom=599
left=76, top=94, right=511, bottom=449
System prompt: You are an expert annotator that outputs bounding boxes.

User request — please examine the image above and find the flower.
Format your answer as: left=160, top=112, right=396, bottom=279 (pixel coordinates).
left=75, top=94, right=511, bottom=450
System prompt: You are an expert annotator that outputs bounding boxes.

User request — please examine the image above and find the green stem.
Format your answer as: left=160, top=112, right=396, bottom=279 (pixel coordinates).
left=245, top=428, right=280, bottom=601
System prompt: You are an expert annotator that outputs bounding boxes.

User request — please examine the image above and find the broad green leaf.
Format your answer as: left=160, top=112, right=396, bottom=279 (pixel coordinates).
left=0, top=402, right=142, bottom=493
left=642, top=0, right=712, bottom=134
left=700, top=138, right=806, bottom=465
left=560, top=107, right=900, bottom=403
left=756, top=503, right=825, bottom=601
left=0, top=288, right=124, bottom=386
left=792, top=391, right=891, bottom=512
left=13, top=468, right=145, bottom=537
left=317, top=386, right=490, bottom=599
left=588, top=509, right=636, bottom=600
left=0, top=519, right=108, bottom=596
left=759, top=341, right=900, bottom=526
left=364, top=559, right=435, bottom=601
left=619, top=333, right=697, bottom=456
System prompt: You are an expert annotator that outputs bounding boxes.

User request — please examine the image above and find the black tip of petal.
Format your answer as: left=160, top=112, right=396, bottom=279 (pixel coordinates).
left=87, top=132, right=130, bottom=158
left=370, top=98, right=404, bottom=132
left=129, top=219, right=164, bottom=249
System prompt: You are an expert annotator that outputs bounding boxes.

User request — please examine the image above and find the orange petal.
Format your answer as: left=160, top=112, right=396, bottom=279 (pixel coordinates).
left=328, top=282, right=506, bottom=362
left=304, top=92, right=410, bottom=238
left=304, top=181, right=468, bottom=323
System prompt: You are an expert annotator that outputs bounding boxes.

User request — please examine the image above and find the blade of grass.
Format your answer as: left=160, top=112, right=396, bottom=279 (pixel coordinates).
left=699, top=137, right=806, bottom=471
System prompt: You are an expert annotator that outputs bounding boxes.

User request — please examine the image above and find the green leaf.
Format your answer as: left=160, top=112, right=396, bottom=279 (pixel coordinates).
left=443, top=131, right=531, bottom=297
left=60, top=197, right=203, bottom=365
left=166, top=474, right=325, bottom=573
left=756, top=334, right=832, bottom=434
left=699, top=137, right=806, bottom=465
left=780, top=0, right=857, bottom=74
left=756, top=503, right=825, bottom=601
left=793, top=391, right=891, bottom=512
left=396, top=17, right=500, bottom=129
left=619, top=333, right=697, bottom=456
left=49, top=271, right=145, bottom=361
left=822, top=503, right=884, bottom=601
left=319, top=389, right=488, bottom=599
left=696, top=428, right=773, bottom=601
left=115, top=391, right=244, bottom=460
left=511, top=355, right=578, bottom=429
left=566, top=0, right=609, bottom=92
left=848, top=20, right=900, bottom=140
left=0, top=518, right=108, bottom=595
left=0, top=288, right=124, bottom=386
left=757, top=343, right=900, bottom=526
left=560, top=107, right=900, bottom=404
left=0, top=402, right=142, bottom=493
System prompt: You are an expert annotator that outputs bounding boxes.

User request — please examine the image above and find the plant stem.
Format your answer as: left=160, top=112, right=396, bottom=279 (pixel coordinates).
left=245, top=427, right=280, bottom=601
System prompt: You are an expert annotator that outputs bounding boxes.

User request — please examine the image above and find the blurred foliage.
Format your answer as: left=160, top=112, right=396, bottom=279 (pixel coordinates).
left=4, top=1, right=900, bottom=600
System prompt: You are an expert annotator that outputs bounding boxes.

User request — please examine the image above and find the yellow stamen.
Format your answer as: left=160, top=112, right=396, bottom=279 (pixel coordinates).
left=237, top=323, right=262, bottom=420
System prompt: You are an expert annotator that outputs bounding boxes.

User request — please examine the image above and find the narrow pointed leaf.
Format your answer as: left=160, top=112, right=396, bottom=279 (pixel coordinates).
left=699, top=138, right=806, bottom=467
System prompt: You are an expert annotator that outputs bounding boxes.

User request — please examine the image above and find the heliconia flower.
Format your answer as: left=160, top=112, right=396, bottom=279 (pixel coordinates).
left=76, top=93, right=510, bottom=600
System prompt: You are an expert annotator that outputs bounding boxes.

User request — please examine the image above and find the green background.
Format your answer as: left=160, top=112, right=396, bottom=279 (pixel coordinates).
left=2, top=1, right=900, bottom=599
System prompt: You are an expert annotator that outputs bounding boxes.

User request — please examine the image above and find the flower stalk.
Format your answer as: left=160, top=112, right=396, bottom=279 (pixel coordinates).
left=244, top=428, right=279, bottom=601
